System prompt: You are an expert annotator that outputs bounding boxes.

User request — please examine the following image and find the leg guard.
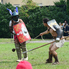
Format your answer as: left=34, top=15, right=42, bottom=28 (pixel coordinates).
left=15, top=43, right=22, bottom=60
left=52, top=55, right=59, bottom=65
left=53, top=55, right=59, bottom=62
left=21, top=42, right=28, bottom=58
left=46, top=51, right=52, bottom=63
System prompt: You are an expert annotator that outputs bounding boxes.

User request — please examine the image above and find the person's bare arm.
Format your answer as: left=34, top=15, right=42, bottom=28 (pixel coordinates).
left=40, top=30, right=50, bottom=36
left=9, top=26, right=13, bottom=34
left=19, top=19, right=23, bottom=23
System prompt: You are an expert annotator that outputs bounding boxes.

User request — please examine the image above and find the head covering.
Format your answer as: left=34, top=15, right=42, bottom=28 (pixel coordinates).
left=7, top=7, right=19, bottom=22
left=11, top=9, right=19, bottom=22
left=16, top=61, right=33, bottom=69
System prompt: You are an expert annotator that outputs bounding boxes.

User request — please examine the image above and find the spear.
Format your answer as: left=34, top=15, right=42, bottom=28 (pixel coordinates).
left=22, top=40, right=55, bottom=54
left=12, top=35, right=40, bottom=52
left=22, top=36, right=68, bottom=54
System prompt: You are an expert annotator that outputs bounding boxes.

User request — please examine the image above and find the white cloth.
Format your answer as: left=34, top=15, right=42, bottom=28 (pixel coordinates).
left=9, top=19, right=19, bottom=26
left=9, top=20, right=15, bottom=34
left=53, top=39, right=65, bottom=48
left=9, top=20, right=12, bottom=26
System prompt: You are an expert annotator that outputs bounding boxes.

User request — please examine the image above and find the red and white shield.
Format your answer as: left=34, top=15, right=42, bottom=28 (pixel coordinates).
left=13, top=22, right=31, bottom=43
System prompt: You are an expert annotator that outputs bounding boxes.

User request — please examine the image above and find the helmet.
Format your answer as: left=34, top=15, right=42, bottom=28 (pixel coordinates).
left=11, top=9, right=19, bottom=22
left=7, top=7, right=19, bottom=22
left=12, top=9, right=19, bottom=16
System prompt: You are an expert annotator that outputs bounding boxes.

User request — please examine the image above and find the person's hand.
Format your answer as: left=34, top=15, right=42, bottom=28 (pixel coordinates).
left=39, top=33, right=44, bottom=36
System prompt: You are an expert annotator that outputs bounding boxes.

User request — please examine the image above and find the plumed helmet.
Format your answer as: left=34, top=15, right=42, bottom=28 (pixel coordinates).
left=7, top=7, right=19, bottom=22
left=11, top=9, right=19, bottom=22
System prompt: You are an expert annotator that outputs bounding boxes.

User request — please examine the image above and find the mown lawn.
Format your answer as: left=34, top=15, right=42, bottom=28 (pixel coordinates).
left=0, top=39, right=69, bottom=69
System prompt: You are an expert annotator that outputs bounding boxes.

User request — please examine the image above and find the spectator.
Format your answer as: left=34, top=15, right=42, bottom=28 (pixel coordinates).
left=63, top=23, right=68, bottom=36
left=64, top=20, right=68, bottom=26
left=67, top=25, right=69, bottom=36
left=59, top=22, right=63, bottom=29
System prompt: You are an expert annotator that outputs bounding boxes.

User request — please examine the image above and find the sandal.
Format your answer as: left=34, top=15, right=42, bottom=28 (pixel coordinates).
left=52, top=62, right=59, bottom=65
left=45, top=59, right=52, bottom=63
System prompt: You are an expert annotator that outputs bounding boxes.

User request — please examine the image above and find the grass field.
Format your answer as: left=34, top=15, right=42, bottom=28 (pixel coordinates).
left=0, top=39, right=69, bottom=69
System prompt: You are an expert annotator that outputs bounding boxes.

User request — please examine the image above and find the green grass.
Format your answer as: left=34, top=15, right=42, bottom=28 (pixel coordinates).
left=0, top=39, right=69, bottom=69
left=0, top=38, right=14, bottom=42
left=0, top=38, right=51, bottom=42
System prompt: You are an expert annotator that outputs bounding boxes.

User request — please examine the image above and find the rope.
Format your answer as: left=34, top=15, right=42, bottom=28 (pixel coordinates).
left=26, top=34, right=40, bottom=44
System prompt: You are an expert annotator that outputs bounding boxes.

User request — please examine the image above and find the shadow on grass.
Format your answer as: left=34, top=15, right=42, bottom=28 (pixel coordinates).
left=0, top=60, right=16, bottom=63
left=32, top=62, right=47, bottom=66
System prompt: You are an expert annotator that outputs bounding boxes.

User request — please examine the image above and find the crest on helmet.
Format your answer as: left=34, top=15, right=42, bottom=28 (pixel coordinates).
left=7, top=7, right=18, bottom=16
left=7, top=7, right=19, bottom=22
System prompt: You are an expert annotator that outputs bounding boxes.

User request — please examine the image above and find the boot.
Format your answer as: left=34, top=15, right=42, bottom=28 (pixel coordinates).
left=15, top=43, right=22, bottom=62
left=46, top=51, right=52, bottom=63
left=52, top=55, right=59, bottom=65
left=21, top=42, right=28, bottom=60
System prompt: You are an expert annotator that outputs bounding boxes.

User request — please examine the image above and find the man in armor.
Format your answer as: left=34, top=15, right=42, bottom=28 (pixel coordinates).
left=40, top=18, right=65, bottom=64
left=8, top=7, right=28, bottom=62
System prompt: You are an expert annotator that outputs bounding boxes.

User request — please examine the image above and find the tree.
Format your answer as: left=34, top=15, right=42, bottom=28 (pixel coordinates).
left=66, top=0, right=69, bottom=15
left=19, top=0, right=38, bottom=22
left=54, top=0, right=66, bottom=7
left=0, top=3, right=15, bottom=38
left=0, top=0, right=69, bottom=38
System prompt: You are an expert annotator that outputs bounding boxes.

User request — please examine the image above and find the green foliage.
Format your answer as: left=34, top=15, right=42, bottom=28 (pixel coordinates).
left=0, top=0, right=69, bottom=38
left=23, top=6, right=69, bottom=38
left=54, top=0, right=66, bottom=7
left=66, top=0, right=69, bottom=15
left=0, top=3, right=15, bottom=38
left=19, top=0, right=38, bottom=19
left=18, top=0, right=69, bottom=39
left=22, top=0, right=38, bottom=10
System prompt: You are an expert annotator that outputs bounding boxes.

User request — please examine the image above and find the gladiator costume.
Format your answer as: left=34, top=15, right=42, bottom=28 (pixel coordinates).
left=8, top=7, right=28, bottom=62
left=46, top=19, right=65, bottom=64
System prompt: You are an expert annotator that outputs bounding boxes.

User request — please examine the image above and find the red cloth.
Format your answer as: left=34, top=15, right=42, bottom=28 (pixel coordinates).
left=16, top=61, right=33, bottom=69
left=14, top=35, right=17, bottom=40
